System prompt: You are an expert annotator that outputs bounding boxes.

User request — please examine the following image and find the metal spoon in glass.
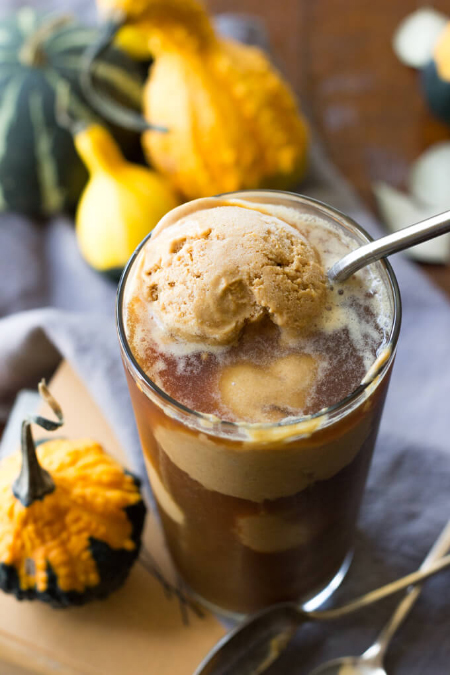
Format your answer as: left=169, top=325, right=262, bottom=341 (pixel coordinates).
left=328, top=209, right=450, bottom=282
left=309, top=519, right=450, bottom=675
left=194, top=519, right=450, bottom=675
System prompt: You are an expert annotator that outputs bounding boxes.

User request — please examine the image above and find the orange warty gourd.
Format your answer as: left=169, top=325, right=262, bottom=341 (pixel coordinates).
left=0, top=381, right=146, bottom=607
left=94, top=0, right=309, bottom=200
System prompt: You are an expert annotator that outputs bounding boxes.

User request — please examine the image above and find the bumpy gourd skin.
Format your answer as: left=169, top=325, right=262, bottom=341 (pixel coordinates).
left=0, top=439, right=146, bottom=607
left=98, top=0, right=215, bottom=47
left=97, top=0, right=309, bottom=199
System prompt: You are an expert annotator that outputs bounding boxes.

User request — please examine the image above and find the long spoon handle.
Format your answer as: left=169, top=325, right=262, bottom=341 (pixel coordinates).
left=328, top=209, right=450, bottom=282
left=361, top=518, right=450, bottom=664
left=308, top=551, right=450, bottom=621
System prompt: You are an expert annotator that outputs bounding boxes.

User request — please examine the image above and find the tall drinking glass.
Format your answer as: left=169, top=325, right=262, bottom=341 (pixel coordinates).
left=117, top=191, right=401, bottom=618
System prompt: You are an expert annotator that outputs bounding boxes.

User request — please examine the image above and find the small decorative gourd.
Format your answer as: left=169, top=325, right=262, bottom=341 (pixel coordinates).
left=74, top=123, right=180, bottom=279
left=393, top=8, right=450, bottom=127
left=422, top=22, right=450, bottom=125
left=84, top=0, right=309, bottom=200
left=0, top=381, right=146, bottom=607
left=0, top=7, right=146, bottom=217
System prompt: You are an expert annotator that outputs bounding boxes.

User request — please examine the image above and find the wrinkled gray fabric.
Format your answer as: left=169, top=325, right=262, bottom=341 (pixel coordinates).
left=0, top=2, right=449, bottom=673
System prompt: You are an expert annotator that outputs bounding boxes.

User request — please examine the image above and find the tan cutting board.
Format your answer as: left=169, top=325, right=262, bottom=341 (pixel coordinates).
left=0, top=362, right=224, bottom=675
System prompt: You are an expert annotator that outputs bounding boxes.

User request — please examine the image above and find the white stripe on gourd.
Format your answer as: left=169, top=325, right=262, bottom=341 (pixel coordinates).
left=30, top=90, right=64, bottom=214
left=89, top=62, right=143, bottom=105
left=0, top=76, right=24, bottom=209
left=57, top=55, right=143, bottom=105
left=47, top=23, right=90, bottom=40
left=45, top=69, right=99, bottom=125
left=50, top=31, right=97, bottom=53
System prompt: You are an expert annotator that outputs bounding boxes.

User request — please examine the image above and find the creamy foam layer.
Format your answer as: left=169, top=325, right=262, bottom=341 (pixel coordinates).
left=150, top=406, right=374, bottom=502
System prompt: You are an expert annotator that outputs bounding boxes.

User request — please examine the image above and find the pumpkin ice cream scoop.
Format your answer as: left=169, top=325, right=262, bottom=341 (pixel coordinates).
left=139, top=200, right=327, bottom=346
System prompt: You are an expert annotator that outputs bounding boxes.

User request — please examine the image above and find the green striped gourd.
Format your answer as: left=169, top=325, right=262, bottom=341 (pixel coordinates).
left=0, top=7, right=145, bottom=217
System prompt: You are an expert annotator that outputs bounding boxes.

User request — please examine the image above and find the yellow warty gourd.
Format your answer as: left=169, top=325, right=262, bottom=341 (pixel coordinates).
left=75, top=124, right=179, bottom=277
left=96, top=0, right=309, bottom=200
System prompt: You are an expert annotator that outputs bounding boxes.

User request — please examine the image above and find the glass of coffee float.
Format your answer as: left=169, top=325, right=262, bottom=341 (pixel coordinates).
left=117, top=191, right=401, bottom=618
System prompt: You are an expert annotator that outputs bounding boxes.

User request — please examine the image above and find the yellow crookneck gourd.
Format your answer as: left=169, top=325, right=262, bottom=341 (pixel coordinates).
left=75, top=123, right=179, bottom=278
left=95, top=0, right=309, bottom=200
left=0, top=381, right=146, bottom=607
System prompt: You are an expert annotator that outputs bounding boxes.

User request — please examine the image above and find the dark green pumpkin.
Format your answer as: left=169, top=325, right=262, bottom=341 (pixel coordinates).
left=0, top=7, right=146, bottom=217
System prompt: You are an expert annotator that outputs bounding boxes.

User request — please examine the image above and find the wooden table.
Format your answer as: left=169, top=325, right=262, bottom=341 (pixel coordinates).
left=208, top=0, right=450, bottom=297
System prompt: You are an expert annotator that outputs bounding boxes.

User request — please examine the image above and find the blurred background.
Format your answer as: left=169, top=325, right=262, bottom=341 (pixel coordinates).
left=208, top=0, right=450, bottom=296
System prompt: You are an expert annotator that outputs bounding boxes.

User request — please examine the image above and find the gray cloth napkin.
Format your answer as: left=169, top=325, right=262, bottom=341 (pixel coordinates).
left=0, top=3, right=450, bottom=673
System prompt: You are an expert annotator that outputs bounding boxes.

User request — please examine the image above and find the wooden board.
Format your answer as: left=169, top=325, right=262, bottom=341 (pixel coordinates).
left=0, top=363, right=224, bottom=675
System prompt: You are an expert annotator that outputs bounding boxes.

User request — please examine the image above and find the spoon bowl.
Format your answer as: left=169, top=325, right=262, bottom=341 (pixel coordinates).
left=193, top=553, right=450, bottom=675
left=195, top=602, right=301, bottom=675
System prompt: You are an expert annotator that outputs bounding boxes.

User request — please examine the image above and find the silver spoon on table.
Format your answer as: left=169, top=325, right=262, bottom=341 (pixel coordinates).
left=194, top=520, right=450, bottom=675
left=309, top=519, right=450, bottom=675
left=328, top=209, right=450, bottom=282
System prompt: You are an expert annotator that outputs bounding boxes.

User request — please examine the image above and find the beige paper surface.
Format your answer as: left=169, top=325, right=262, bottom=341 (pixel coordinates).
left=0, top=363, right=224, bottom=675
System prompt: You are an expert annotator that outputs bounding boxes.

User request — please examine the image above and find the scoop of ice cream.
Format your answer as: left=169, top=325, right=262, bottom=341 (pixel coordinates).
left=142, top=204, right=327, bottom=345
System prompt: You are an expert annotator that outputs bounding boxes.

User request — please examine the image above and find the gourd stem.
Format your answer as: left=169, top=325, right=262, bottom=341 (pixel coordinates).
left=19, top=15, right=72, bottom=68
left=12, top=380, right=64, bottom=507
left=13, top=422, right=55, bottom=507
left=81, top=20, right=167, bottom=133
